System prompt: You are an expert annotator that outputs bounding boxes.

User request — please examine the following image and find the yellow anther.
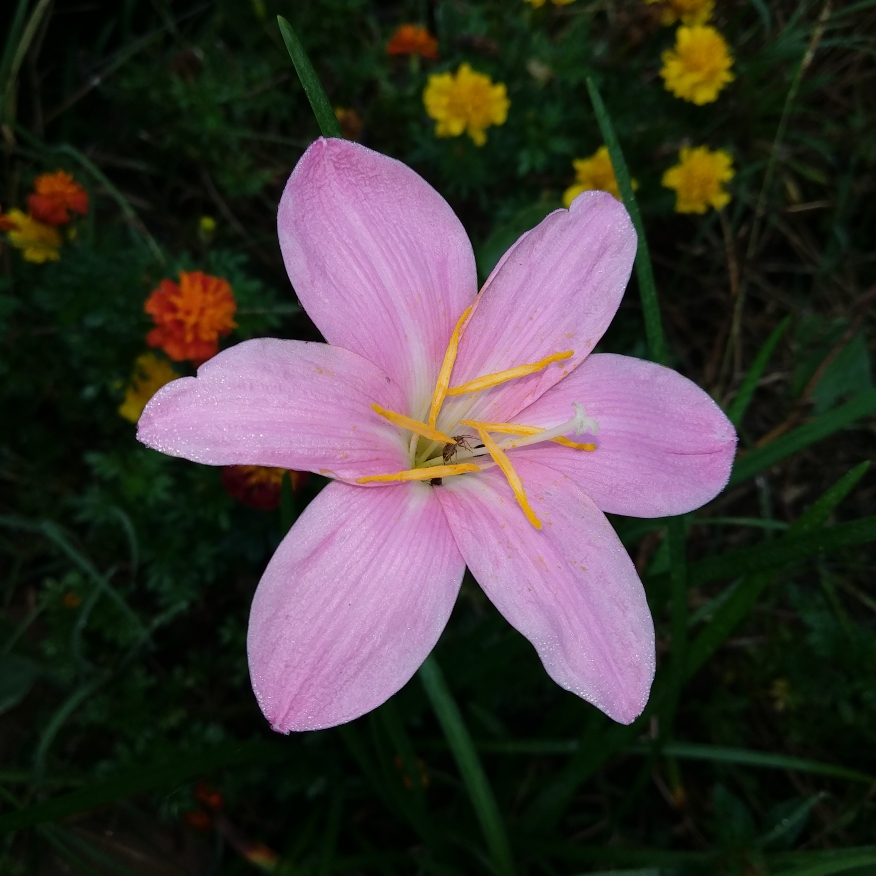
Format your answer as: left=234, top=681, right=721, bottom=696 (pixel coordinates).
left=357, top=463, right=481, bottom=484
left=446, top=350, right=573, bottom=397
left=371, top=403, right=455, bottom=445
left=472, top=427, right=542, bottom=530
left=427, top=305, right=473, bottom=428
left=552, top=436, right=597, bottom=451
left=461, top=419, right=542, bottom=436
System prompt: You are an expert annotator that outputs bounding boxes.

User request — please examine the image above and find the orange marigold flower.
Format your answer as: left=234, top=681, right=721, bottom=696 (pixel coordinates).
left=194, top=783, right=224, bottom=811
left=145, top=270, right=237, bottom=364
left=222, top=466, right=307, bottom=511
left=387, top=24, right=438, bottom=59
left=183, top=810, right=212, bottom=832
left=28, top=171, right=89, bottom=226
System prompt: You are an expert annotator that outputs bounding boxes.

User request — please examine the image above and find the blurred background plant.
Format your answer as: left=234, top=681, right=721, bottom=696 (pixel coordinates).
left=1, top=0, right=874, bottom=873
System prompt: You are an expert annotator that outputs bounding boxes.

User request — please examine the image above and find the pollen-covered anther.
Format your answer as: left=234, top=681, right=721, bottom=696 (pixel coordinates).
left=427, top=305, right=473, bottom=428
left=471, top=427, right=542, bottom=529
left=371, top=403, right=455, bottom=444
left=446, top=350, right=573, bottom=396
left=357, top=463, right=481, bottom=484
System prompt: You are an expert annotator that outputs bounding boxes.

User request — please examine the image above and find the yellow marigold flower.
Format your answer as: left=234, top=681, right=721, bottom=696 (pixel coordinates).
left=423, top=63, right=509, bottom=147
left=646, top=0, right=714, bottom=26
left=662, top=146, right=734, bottom=213
left=119, top=353, right=179, bottom=423
left=562, top=146, right=637, bottom=206
left=5, top=209, right=62, bottom=263
left=660, top=25, right=734, bottom=105
left=526, top=0, right=577, bottom=6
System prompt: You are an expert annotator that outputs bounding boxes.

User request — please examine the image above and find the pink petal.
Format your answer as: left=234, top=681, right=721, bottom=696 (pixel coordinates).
left=436, top=460, right=655, bottom=724
left=247, top=481, right=464, bottom=731
left=513, top=354, right=737, bottom=517
left=441, top=192, right=636, bottom=428
left=279, top=138, right=477, bottom=417
left=137, top=338, right=410, bottom=481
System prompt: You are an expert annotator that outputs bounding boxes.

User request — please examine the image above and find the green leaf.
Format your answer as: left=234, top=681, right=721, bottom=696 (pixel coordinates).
left=651, top=743, right=873, bottom=785
left=0, top=742, right=286, bottom=834
left=418, top=655, right=517, bottom=876
left=727, top=316, right=791, bottom=427
left=772, top=850, right=876, bottom=876
left=729, top=388, right=876, bottom=486
left=0, top=654, right=41, bottom=715
left=683, top=465, right=871, bottom=676
left=586, top=77, right=666, bottom=366
left=277, top=16, right=342, bottom=139
left=811, top=334, right=873, bottom=414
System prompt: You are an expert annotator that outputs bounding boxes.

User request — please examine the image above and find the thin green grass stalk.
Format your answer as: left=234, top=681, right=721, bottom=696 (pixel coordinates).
left=726, top=316, right=792, bottom=426
left=0, top=0, right=52, bottom=123
left=723, top=1, right=832, bottom=381
left=419, top=655, right=517, bottom=876
left=586, top=77, right=666, bottom=367
left=277, top=16, right=342, bottom=140
left=684, top=464, right=870, bottom=677
left=728, top=388, right=876, bottom=486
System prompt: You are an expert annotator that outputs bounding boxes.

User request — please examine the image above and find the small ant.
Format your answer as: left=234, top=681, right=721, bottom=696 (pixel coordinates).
left=442, top=434, right=474, bottom=464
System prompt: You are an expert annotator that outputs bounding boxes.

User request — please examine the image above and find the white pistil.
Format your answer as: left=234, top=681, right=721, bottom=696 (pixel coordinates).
left=496, top=402, right=598, bottom=451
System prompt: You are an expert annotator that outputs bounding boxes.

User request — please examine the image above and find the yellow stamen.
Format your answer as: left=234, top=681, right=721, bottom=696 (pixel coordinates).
left=552, top=436, right=597, bottom=451
left=446, top=350, right=573, bottom=396
left=472, top=427, right=542, bottom=529
left=427, top=305, right=473, bottom=428
left=461, top=419, right=597, bottom=452
left=357, top=463, right=481, bottom=484
left=460, top=419, right=542, bottom=436
left=371, top=403, right=455, bottom=445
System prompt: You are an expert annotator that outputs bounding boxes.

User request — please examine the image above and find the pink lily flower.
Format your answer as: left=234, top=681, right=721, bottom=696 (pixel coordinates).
left=138, top=138, right=736, bottom=732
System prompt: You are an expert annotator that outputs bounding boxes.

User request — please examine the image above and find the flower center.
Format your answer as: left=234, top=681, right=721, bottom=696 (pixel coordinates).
left=356, top=306, right=598, bottom=529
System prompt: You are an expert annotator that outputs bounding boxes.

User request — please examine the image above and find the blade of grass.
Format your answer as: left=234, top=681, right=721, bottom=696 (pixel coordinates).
left=277, top=16, right=342, bottom=139
left=418, top=655, right=516, bottom=876
left=641, top=742, right=874, bottom=784
left=0, top=741, right=285, bottom=834
left=728, top=388, right=876, bottom=486
left=646, top=514, right=875, bottom=607
left=684, top=464, right=870, bottom=675
left=727, top=316, right=792, bottom=426
left=0, top=0, right=52, bottom=123
left=772, top=852, right=876, bottom=876
left=586, top=77, right=666, bottom=366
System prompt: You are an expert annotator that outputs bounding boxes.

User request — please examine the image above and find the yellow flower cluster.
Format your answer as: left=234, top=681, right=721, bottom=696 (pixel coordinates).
left=562, top=146, right=637, bottom=206
left=646, top=0, right=714, bottom=26
left=660, top=25, right=734, bottom=105
left=661, top=146, right=734, bottom=213
left=525, top=0, right=577, bottom=7
left=423, top=63, right=509, bottom=146
left=4, top=209, right=62, bottom=263
left=119, top=353, right=178, bottom=423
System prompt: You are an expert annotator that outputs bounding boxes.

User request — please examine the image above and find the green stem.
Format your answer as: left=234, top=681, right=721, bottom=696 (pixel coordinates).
left=418, top=655, right=517, bottom=876
left=586, top=77, right=667, bottom=366
left=277, top=15, right=342, bottom=139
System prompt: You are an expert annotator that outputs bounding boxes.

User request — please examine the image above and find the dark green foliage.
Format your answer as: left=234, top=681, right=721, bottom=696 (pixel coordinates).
left=1, top=0, right=875, bottom=873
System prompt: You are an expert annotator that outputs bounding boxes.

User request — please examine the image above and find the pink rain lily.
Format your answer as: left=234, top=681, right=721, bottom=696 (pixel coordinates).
left=138, top=138, right=736, bottom=732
